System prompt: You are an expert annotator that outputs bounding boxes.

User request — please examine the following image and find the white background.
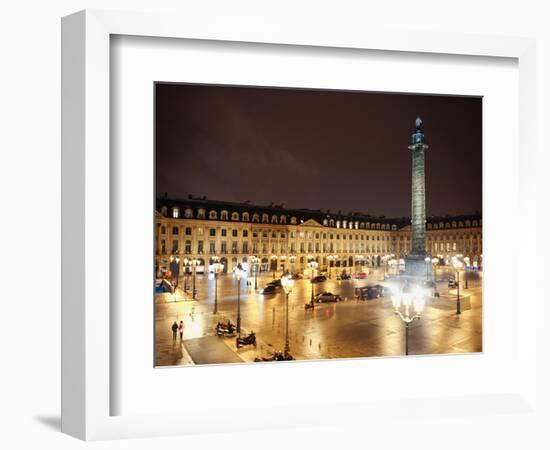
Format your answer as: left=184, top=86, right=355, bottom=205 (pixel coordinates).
left=1, top=1, right=549, bottom=449
left=112, top=36, right=519, bottom=417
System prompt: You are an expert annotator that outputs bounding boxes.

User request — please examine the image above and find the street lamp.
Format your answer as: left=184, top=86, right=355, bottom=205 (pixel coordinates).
left=307, top=259, right=319, bottom=302
left=270, top=255, right=278, bottom=279
left=235, top=266, right=243, bottom=334
left=281, top=274, right=294, bottom=357
left=289, top=255, right=296, bottom=275
left=431, top=257, right=439, bottom=296
left=424, top=256, right=431, bottom=281
left=327, top=255, right=334, bottom=279
left=452, top=258, right=463, bottom=315
left=392, top=285, right=426, bottom=355
left=211, top=257, right=224, bottom=314
left=463, top=256, right=470, bottom=289
left=381, top=254, right=392, bottom=281
left=186, top=258, right=199, bottom=299
left=250, top=255, right=259, bottom=290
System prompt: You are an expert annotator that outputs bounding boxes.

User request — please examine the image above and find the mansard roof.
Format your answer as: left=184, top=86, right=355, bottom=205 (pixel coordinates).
left=156, top=196, right=481, bottom=230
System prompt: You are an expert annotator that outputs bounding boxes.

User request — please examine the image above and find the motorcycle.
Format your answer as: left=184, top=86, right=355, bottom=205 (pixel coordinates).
left=254, top=351, right=295, bottom=362
left=236, top=331, right=256, bottom=348
left=216, top=320, right=236, bottom=337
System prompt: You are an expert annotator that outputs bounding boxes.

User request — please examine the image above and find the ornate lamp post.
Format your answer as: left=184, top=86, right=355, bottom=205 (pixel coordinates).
left=289, top=255, right=296, bottom=275
left=307, top=259, right=319, bottom=302
left=424, top=256, right=431, bottom=281
left=431, top=257, right=439, bottom=296
left=327, top=255, right=334, bottom=279
left=381, top=254, right=393, bottom=280
left=281, top=274, right=294, bottom=357
left=463, top=256, right=470, bottom=289
left=452, top=258, right=463, bottom=315
left=211, top=257, right=224, bottom=314
left=235, top=266, right=243, bottom=334
left=250, top=255, right=259, bottom=290
left=270, top=255, right=278, bottom=279
left=392, top=285, right=426, bottom=355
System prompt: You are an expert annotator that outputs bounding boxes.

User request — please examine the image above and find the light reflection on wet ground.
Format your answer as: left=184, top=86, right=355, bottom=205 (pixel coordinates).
left=155, top=268, right=482, bottom=366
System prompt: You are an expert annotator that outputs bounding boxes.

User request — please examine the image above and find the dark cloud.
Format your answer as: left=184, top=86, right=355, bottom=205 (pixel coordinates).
left=155, top=84, right=481, bottom=217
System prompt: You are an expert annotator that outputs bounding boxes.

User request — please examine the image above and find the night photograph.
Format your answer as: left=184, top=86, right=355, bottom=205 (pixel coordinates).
left=154, top=83, right=483, bottom=366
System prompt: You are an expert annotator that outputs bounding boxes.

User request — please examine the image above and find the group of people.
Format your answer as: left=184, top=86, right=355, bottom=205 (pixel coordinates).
left=171, top=320, right=185, bottom=341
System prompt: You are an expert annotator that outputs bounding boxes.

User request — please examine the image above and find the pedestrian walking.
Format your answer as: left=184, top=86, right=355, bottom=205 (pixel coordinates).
left=178, top=320, right=185, bottom=340
left=171, top=321, right=178, bottom=341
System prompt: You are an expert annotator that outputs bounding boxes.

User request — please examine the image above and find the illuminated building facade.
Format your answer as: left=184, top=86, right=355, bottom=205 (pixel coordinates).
left=155, top=197, right=482, bottom=277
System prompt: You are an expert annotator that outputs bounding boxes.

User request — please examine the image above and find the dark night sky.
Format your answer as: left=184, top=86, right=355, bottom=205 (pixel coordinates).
left=155, top=83, right=482, bottom=218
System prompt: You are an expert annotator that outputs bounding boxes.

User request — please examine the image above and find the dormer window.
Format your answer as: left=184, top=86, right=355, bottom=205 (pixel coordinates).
left=242, top=212, right=250, bottom=222
left=220, top=210, right=228, bottom=220
left=231, top=212, right=239, bottom=221
left=172, top=207, right=179, bottom=218
left=184, top=208, right=193, bottom=218
left=197, top=209, right=206, bottom=219
left=209, top=210, right=218, bottom=220
left=252, top=213, right=260, bottom=223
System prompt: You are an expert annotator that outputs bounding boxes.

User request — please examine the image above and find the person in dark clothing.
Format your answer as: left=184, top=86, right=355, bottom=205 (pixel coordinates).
left=171, top=321, right=178, bottom=341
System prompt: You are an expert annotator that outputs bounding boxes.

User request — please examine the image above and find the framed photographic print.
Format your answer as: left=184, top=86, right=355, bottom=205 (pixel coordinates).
left=62, top=9, right=537, bottom=441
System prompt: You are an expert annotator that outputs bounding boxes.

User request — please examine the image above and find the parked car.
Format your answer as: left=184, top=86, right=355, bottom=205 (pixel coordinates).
left=261, top=284, right=278, bottom=295
left=266, top=279, right=282, bottom=288
left=354, top=272, right=368, bottom=279
left=311, top=275, right=327, bottom=283
left=356, top=285, right=384, bottom=300
left=337, top=272, right=351, bottom=280
left=314, top=292, right=342, bottom=303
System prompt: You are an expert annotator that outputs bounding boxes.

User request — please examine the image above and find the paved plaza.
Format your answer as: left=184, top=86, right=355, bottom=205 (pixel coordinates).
left=155, top=268, right=482, bottom=366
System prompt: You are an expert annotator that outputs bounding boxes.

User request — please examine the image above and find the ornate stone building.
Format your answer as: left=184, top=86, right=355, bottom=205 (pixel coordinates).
left=155, top=197, right=482, bottom=277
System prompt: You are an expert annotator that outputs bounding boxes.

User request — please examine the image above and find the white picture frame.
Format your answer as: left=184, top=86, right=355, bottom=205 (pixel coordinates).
left=61, top=9, right=537, bottom=441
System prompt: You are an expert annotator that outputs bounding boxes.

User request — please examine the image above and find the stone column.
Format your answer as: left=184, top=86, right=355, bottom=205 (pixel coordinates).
left=409, top=140, right=428, bottom=256
left=405, top=117, right=431, bottom=279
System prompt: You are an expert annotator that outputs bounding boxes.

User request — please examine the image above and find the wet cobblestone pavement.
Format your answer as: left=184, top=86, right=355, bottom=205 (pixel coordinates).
left=155, top=268, right=482, bottom=366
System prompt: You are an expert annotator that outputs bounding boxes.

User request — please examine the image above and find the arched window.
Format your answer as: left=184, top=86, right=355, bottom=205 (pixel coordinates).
left=439, top=222, right=444, bottom=229
left=271, top=215, right=278, bottom=224
left=472, top=220, right=478, bottom=227
left=290, top=217, right=297, bottom=224
left=262, top=213, right=269, bottom=223
left=242, top=212, right=250, bottom=222
left=209, top=210, right=218, bottom=220
left=427, top=223, right=432, bottom=229
left=252, top=213, right=260, bottom=223
left=231, top=212, right=239, bottom=221
left=197, top=208, right=206, bottom=219
left=329, top=219, right=335, bottom=227
left=466, top=220, right=471, bottom=227
left=184, top=208, right=193, bottom=218
left=280, top=215, right=287, bottom=224
left=360, top=222, right=365, bottom=229
left=220, top=210, right=228, bottom=220
left=160, top=206, right=168, bottom=216
left=355, top=221, right=359, bottom=229
left=323, top=219, right=328, bottom=226
left=392, top=225, right=397, bottom=231
left=172, top=207, right=180, bottom=218
left=452, top=221, right=457, bottom=228
left=376, top=223, right=380, bottom=229
left=336, top=221, right=341, bottom=228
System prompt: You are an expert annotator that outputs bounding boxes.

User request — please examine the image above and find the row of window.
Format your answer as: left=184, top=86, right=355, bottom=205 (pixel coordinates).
left=163, top=206, right=396, bottom=230
left=160, top=225, right=391, bottom=241
left=159, top=239, right=392, bottom=256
